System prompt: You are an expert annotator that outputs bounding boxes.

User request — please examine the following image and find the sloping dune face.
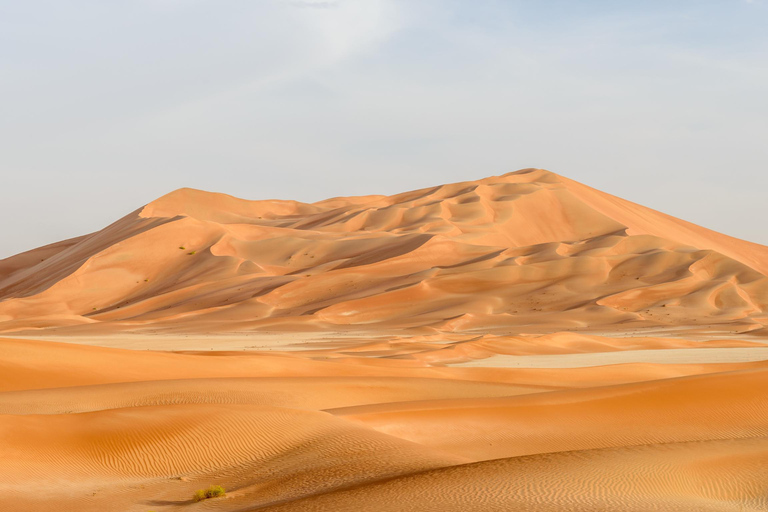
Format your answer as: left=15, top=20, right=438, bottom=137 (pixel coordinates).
left=2, top=169, right=768, bottom=511
left=1, top=168, right=767, bottom=333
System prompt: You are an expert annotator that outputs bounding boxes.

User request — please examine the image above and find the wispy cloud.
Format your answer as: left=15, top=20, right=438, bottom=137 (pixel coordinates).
left=284, top=0, right=404, bottom=63
left=286, top=0, right=340, bottom=8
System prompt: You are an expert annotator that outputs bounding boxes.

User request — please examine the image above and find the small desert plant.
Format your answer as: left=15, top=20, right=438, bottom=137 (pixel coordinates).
left=193, top=485, right=225, bottom=502
left=179, top=246, right=185, bottom=250
left=188, top=251, right=196, bottom=255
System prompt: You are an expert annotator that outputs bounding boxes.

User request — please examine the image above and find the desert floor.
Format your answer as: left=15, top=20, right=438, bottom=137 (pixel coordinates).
left=2, top=329, right=767, bottom=512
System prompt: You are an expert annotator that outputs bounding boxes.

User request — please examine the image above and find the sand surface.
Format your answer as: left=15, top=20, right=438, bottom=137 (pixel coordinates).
left=1, top=169, right=767, bottom=511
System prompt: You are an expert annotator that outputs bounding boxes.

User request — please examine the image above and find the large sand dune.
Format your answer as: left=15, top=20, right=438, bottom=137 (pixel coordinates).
left=2, top=168, right=767, bottom=334
left=1, top=169, right=767, bottom=511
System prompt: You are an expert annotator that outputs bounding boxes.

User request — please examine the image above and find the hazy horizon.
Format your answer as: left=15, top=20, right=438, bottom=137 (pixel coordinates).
left=2, top=0, right=767, bottom=258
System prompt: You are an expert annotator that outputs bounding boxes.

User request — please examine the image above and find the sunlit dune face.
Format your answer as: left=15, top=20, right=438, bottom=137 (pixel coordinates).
left=1, top=169, right=767, bottom=335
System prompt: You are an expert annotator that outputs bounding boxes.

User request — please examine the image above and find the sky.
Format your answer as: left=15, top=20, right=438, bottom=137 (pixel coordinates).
left=1, top=0, right=767, bottom=258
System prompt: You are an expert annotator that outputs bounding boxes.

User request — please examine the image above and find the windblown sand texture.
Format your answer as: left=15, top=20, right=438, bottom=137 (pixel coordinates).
left=1, top=169, right=767, bottom=511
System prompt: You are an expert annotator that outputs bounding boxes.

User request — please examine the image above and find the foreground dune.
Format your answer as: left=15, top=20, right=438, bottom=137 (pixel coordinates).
left=332, top=367, right=768, bottom=460
left=0, top=336, right=766, bottom=511
left=1, top=169, right=767, bottom=510
left=260, top=437, right=768, bottom=512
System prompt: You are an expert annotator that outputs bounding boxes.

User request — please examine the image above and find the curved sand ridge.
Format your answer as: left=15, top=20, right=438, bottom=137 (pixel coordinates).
left=0, top=404, right=465, bottom=511
left=0, top=404, right=465, bottom=481
left=258, top=437, right=768, bottom=512
left=331, top=367, right=768, bottom=461
left=1, top=168, right=767, bottom=333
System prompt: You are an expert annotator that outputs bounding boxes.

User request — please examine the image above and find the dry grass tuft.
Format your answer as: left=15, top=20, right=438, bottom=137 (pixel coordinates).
left=193, top=485, right=225, bottom=502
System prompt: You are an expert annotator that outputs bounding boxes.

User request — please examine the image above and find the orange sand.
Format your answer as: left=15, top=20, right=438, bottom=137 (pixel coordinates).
left=0, top=169, right=767, bottom=511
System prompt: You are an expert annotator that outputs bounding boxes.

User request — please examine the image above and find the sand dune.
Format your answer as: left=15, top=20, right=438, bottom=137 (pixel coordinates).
left=259, top=437, right=768, bottom=511
left=0, top=376, right=540, bottom=415
left=1, top=169, right=767, bottom=510
left=331, top=367, right=768, bottom=460
left=0, top=403, right=464, bottom=511
left=1, top=335, right=766, bottom=511
left=1, top=169, right=767, bottom=334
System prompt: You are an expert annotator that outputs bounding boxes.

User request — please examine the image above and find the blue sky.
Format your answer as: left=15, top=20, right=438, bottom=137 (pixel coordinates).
left=1, top=0, right=767, bottom=257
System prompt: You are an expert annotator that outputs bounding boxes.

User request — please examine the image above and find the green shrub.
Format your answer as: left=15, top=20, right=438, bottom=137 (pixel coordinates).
left=193, top=485, right=225, bottom=502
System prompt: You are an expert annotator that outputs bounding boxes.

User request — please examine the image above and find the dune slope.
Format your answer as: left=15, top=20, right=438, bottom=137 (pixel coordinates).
left=1, top=168, right=767, bottom=334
